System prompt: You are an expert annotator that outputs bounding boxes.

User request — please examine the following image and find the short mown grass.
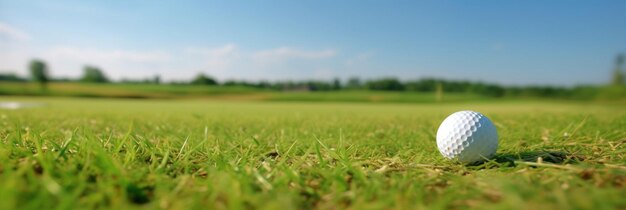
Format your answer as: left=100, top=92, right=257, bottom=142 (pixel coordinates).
left=0, top=82, right=488, bottom=103
left=0, top=97, right=624, bottom=209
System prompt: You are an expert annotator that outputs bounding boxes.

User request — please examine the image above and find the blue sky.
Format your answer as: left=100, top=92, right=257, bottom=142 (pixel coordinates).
left=1, top=1, right=625, bottom=85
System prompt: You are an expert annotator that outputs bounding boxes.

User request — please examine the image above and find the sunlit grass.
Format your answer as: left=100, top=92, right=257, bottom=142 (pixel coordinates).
left=0, top=97, right=624, bottom=209
left=0, top=82, right=491, bottom=102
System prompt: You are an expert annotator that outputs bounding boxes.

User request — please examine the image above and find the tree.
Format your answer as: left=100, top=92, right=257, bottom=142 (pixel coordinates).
left=81, top=66, right=109, bottom=83
left=365, top=78, right=405, bottom=91
left=405, top=79, right=437, bottom=91
left=154, top=75, right=161, bottom=84
left=346, top=77, right=362, bottom=89
left=0, top=73, right=26, bottom=82
left=305, top=80, right=332, bottom=91
left=612, top=54, right=624, bottom=86
left=190, top=73, right=217, bottom=85
left=332, top=78, right=342, bottom=90
left=29, top=59, right=49, bottom=89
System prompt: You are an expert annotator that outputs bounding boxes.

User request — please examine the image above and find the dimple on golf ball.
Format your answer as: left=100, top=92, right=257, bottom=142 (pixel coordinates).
left=436, top=110, right=498, bottom=164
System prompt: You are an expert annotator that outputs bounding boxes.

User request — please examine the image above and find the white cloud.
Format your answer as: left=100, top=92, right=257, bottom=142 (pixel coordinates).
left=0, top=48, right=31, bottom=75
left=178, top=45, right=338, bottom=80
left=45, top=47, right=170, bottom=63
left=186, top=44, right=236, bottom=57
left=313, top=68, right=334, bottom=79
left=185, top=44, right=238, bottom=70
left=253, top=47, right=336, bottom=65
left=0, top=45, right=174, bottom=79
left=345, top=51, right=374, bottom=66
left=0, top=22, right=31, bottom=41
left=0, top=42, right=343, bottom=81
left=34, top=47, right=172, bottom=79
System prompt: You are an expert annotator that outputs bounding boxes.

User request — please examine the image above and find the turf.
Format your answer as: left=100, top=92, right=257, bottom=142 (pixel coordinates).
left=0, top=82, right=263, bottom=98
left=0, top=97, right=625, bottom=209
left=0, top=82, right=488, bottom=103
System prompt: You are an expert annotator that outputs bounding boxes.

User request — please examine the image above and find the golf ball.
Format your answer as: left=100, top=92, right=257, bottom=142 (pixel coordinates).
left=436, top=110, right=498, bottom=164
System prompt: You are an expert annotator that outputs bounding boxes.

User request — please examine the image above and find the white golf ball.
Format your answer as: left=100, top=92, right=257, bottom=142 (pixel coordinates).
left=436, top=110, right=498, bottom=164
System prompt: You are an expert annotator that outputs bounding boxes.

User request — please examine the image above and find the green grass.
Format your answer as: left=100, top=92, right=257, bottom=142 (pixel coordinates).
left=0, top=82, right=263, bottom=99
left=0, top=82, right=490, bottom=103
left=3, top=82, right=626, bottom=104
left=0, top=97, right=625, bottom=209
left=264, top=91, right=488, bottom=103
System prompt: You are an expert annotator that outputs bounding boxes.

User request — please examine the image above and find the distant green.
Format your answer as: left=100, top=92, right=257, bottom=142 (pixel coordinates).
left=2, top=82, right=625, bottom=104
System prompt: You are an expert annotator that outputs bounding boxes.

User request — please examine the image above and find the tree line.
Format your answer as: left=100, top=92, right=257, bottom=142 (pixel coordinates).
left=1, top=56, right=624, bottom=99
left=0, top=60, right=113, bottom=87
